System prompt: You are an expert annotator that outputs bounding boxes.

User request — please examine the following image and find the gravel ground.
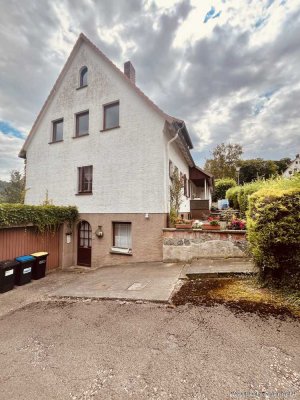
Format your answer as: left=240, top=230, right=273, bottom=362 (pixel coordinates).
left=0, top=300, right=299, bottom=400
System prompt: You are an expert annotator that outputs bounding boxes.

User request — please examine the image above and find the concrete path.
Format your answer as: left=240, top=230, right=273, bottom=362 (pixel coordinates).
left=182, top=258, right=255, bottom=278
left=51, top=262, right=183, bottom=302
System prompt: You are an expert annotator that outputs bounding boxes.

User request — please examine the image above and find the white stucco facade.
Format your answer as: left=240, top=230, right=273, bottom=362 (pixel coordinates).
left=282, top=154, right=300, bottom=178
left=23, top=39, right=194, bottom=214
left=19, top=34, right=213, bottom=268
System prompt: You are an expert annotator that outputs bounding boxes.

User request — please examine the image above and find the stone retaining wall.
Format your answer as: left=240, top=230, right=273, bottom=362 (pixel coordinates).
left=163, top=229, right=248, bottom=262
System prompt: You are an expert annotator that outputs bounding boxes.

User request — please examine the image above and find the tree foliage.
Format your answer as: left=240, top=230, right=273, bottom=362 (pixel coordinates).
left=204, top=143, right=243, bottom=179
left=213, top=178, right=236, bottom=201
left=1, top=170, right=25, bottom=204
left=273, top=158, right=292, bottom=174
left=169, top=169, right=183, bottom=225
left=239, top=159, right=278, bottom=183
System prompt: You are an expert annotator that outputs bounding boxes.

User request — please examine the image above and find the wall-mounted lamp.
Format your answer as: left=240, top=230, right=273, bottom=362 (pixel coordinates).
left=145, top=213, right=149, bottom=219
left=95, top=225, right=103, bottom=238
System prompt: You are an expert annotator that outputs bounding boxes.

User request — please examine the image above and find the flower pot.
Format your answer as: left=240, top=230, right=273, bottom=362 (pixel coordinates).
left=202, top=224, right=221, bottom=230
left=175, top=224, right=193, bottom=229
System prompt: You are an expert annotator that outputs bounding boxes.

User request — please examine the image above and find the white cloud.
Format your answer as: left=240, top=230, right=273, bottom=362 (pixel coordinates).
left=0, top=133, right=25, bottom=180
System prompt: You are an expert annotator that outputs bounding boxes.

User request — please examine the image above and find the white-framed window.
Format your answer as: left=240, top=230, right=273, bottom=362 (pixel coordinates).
left=113, top=222, right=132, bottom=251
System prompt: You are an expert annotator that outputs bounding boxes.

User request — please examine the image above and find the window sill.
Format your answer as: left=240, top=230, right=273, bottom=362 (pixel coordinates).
left=72, top=133, right=89, bottom=138
left=100, top=126, right=120, bottom=132
left=76, top=85, right=88, bottom=90
left=110, top=248, right=132, bottom=256
left=76, top=192, right=93, bottom=196
left=48, top=140, right=64, bottom=144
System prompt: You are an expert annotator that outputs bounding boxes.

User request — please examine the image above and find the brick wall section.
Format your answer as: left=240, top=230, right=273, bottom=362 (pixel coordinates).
left=65, top=213, right=167, bottom=268
left=163, top=228, right=248, bottom=262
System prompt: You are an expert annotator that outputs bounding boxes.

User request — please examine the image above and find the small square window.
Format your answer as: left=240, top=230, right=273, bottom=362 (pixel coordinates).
left=104, top=102, right=119, bottom=130
left=78, top=166, right=93, bottom=193
left=76, top=111, right=89, bottom=136
left=52, top=119, right=63, bottom=142
left=113, top=222, right=132, bottom=250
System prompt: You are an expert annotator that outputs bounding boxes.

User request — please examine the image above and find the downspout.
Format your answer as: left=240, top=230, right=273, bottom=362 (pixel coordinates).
left=165, top=123, right=185, bottom=214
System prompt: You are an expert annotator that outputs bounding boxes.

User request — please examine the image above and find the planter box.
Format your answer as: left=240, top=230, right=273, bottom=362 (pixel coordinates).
left=202, top=224, right=221, bottom=230
left=175, top=224, right=193, bottom=229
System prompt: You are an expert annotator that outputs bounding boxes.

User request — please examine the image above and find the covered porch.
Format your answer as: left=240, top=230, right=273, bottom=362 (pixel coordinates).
left=189, top=167, right=214, bottom=219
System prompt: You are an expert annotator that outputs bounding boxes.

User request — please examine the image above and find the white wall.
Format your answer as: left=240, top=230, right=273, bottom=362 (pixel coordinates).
left=25, top=41, right=168, bottom=214
left=282, top=156, right=300, bottom=178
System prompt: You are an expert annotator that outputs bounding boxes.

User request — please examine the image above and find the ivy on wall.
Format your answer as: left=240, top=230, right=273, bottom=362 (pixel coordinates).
left=0, top=204, right=78, bottom=232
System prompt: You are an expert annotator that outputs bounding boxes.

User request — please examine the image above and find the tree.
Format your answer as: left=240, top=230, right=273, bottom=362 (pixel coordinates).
left=213, top=178, right=236, bottom=201
left=2, top=170, right=25, bottom=203
left=169, top=169, right=183, bottom=225
left=204, top=143, right=243, bottom=179
left=239, top=159, right=278, bottom=184
left=274, top=158, right=292, bottom=175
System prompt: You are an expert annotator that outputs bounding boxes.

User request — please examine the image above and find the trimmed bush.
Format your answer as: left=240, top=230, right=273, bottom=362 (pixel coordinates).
left=0, top=204, right=78, bottom=232
left=237, top=180, right=265, bottom=215
left=226, top=186, right=240, bottom=209
left=213, top=178, right=236, bottom=202
left=247, top=175, right=300, bottom=288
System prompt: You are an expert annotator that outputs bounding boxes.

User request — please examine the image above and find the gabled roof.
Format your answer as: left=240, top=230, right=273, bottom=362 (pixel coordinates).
left=19, top=33, right=193, bottom=158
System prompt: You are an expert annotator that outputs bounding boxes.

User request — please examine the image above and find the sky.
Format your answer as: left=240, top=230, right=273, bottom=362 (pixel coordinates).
left=0, top=0, right=300, bottom=180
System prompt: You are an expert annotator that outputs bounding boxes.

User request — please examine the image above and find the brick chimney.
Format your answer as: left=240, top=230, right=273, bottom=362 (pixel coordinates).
left=124, top=61, right=135, bottom=84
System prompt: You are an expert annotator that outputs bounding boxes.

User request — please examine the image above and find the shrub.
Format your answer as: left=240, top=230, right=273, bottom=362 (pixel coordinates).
left=213, top=178, right=236, bottom=202
left=226, top=186, right=241, bottom=209
left=0, top=204, right=78, bottom=232
left=237, top=180, right=265, bottom=215
left=247, top=175, right=300, bottom=288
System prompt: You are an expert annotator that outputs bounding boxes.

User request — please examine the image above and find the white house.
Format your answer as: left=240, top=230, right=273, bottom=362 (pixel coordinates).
left=19, top=33, right=213, bottom=267
left=282, top=154, right=300, bottom=178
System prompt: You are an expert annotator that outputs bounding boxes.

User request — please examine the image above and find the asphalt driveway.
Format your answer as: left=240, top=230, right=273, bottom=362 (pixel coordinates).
left=0, top=300, right=299, bottom=400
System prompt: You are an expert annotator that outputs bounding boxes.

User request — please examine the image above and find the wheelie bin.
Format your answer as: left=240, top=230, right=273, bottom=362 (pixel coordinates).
left=30, top=252, right=49, bottom=280
left=0, top=259, right=19, bottom=293
left=15, top=255, right=34, bottom=285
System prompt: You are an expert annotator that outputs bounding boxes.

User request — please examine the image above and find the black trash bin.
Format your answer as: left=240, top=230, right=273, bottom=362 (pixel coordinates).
left=15, top=256, right=34, bottom=285
left=30, top=252, right=49, bottom=280
left=0, top=259, right=19, bottom=293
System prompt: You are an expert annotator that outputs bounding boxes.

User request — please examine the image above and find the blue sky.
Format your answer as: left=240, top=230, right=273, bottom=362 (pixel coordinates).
left=0, top=0, right=300, bottom=180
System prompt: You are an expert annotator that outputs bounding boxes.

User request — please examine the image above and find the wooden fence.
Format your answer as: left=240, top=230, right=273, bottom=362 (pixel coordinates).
left=0, top=226, right=60, bottom=270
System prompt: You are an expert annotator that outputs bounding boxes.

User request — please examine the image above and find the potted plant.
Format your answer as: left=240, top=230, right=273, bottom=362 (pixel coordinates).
left=227, top=217, right=246, bottom=230
left=202, top=217, right=221, bottom=230
left=192, top=220, right=203, bottom=230
left=175, top=218, right=193, bottom=229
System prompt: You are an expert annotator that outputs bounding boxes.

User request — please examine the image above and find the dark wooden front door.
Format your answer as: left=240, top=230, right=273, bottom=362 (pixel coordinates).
left=77, top=221, right=92, bottom=267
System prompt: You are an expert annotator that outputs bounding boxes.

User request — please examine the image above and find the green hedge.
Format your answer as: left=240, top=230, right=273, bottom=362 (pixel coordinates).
left=247, top=175, right=300, bottom=287
left=225, top=177, right=297, bottom=213
left=213, top=178, right=236, bottom=202
left=0, top=204, right=78, bottom=232
left=237, top=180, right=265, bottom=215
left=226, top=186, right=240, bottom=209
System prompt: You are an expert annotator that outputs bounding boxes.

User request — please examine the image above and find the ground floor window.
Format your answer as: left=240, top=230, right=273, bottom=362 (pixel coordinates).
left=113, top=222, right=132, bottom=251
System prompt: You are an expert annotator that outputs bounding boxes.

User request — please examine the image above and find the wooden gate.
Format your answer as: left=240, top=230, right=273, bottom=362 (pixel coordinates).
left=0, top=226, right=60, bottom=270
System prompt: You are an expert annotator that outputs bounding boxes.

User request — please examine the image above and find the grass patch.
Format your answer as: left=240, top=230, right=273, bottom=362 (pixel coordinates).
left=172, top=277, right=300, bottom=319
